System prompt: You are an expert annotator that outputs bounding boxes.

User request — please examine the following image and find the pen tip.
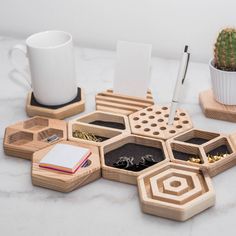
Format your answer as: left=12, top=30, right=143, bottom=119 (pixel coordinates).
left=184, top=45, right=188, bottom=52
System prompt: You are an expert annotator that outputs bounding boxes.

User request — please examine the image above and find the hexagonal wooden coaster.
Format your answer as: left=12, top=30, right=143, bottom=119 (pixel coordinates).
left=75, top=111, right=131, bottom=133
left=129, top=105, right=193, bottom=140
left=3, top=116, right=67, bottom=160
left=32, top=141, right=101, bottom=192
left=100, top=134, right=170, bottom=185
left=68, top=120, right=125, bottom=147
left=137, top=162, right=215, bottom=221
left=199, top=89, right=236, bottom=122
left=95, top=89, right=154, bottom=115
left=26, top=87, right=85, bottom=119
left=166, top=129, right=236, bottom=177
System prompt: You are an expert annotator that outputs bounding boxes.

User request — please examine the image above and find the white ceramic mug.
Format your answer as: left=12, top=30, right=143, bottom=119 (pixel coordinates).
left=9, top=30, right=77, bottom=106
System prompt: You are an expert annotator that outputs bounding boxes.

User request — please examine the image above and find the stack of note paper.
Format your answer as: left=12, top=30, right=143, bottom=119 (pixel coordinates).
left=39, top=143, right=91, bottom=173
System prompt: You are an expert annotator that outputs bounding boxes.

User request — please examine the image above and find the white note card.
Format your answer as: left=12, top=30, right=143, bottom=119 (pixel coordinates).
left=113, top=41, right=152, bottom=98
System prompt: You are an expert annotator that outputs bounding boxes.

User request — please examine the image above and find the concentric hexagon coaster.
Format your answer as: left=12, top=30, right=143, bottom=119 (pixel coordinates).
left=68, top=119, right=125, bottom=147
left=95, top=89, right=154, bottom=115
left=26, top=87, right=85, bottom=119
left=75, top=111, right=130, bottom=132
left=166, top=129, right=236, bottom=177
left=100, top=134, right=170, bottom=185
left=137, top=162, right=215, bottom=221
left=129, top=105, right=193, bottom=140
left=32, top=141, right=101, bottom=192
left=3, top=116, right=67, bottom=160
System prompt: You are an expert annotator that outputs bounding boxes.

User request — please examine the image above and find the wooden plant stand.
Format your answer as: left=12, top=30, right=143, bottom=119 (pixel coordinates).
left=100, top=134, right=170, bottom=185
left=95, top=89, right=154, bottom=115
left=26, top=88, right=85, bottom=119
left=129, top=105, right=193, bottom=140
left=166, top=129, right=236, bottom=177
left=137, top=162, right=215, bottom=221
left=3, top=116, right=67, bottom=160
left=199, top=90, right=236, bottom=122
left=32, top=141, right=101, bottom=192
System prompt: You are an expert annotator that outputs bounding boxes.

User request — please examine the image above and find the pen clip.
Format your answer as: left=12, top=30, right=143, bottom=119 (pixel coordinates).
left=182, top=53, right=190, bottom=84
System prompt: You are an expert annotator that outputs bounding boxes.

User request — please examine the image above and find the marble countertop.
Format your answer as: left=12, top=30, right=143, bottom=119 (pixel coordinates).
left=1, top=36, right=236, bottom=236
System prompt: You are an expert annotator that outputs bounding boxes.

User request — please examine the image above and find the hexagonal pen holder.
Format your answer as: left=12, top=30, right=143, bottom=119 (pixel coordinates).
left=100, top=134, right=170, bottom=185
left=166, top=129, right=236, bottom=177
left=75, top=111, right=130, bottom=132
left=32, top=141, right=101, bottom=192
left=3, top=116, right=67, bottom=160
left=137, top=162, right=215, bottom=221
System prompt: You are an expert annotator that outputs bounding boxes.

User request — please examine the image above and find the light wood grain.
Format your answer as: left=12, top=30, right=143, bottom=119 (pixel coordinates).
left=129, top=105, right=193, bottom=140
left=26, top=89, right=85, bottom=119
left=137, top=162, right=215, bottom=221
left=31, top=141, right=101, bottom=192
left=199, top=90, right=236, bottom=122
left=3, top=116, right=67, bottom=160
left=95, top=89, right=154, bottom=115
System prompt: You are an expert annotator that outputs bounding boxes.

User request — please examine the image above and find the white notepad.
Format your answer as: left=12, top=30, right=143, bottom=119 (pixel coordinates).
left=113, top=41, right=152, bottom=98
left=39, top=143, right=91, bottom=173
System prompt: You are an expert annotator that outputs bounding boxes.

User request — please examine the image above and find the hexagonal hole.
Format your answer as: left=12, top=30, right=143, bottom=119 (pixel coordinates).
left=38, top=128, right=63, bottom=143
left=170, top=142, right=204, bottom=164
left=104, top=135, right=167, bottom=172
left=174, top=129, right=220, bottom=145
left=77, top=112, right=127, bottom=130
left=204, top=137, right=233, bottom=164
left=8, top=131, right=33, bottom=145
left=23, top=117, right=49, bottom=131
left=72, top=123, right=122, bottom=143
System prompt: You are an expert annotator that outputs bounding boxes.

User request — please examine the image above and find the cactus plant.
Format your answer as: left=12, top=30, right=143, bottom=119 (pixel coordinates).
left=214, top=28, right=236, bottom=71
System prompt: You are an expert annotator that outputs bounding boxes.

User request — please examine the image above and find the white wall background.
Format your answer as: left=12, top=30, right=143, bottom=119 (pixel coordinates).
left=0, top=0, right=236, bottom=62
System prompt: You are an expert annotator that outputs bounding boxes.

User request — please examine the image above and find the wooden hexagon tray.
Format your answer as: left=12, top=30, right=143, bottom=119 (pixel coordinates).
left=100, top=134, right=170, bottom=185
left=129, top=105, right=193, bottom=140
left=32, top=141, right=101, bottom=192
left=137, top=162, right=215, bottom=221
left=3, top=116, right=67, bottom=160
left=166, top=129, right=236, bottom=177
left=95, top=89, right=154, bottom=115
left=26, top=87, right=85, bottom=119
left=68, top=120, right=125, bottom=147
left=75, top=111, right=130, bottom=132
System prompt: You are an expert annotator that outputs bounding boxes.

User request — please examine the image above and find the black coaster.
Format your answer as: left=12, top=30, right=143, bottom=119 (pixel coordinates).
left=185, top=137, right=209, bottom=145
left=105, top=143, right=165, bottom=172
left=90, top=120, right=125, bottom=130
left=30, top=87, right=81, bottom=109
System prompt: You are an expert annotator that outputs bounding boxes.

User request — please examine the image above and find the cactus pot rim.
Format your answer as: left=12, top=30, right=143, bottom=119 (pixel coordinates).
left=209, top=59, right=236, bottom=74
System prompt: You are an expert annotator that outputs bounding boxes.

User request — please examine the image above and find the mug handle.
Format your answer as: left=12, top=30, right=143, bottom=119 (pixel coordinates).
left=9, top=44, right=32, bottom=87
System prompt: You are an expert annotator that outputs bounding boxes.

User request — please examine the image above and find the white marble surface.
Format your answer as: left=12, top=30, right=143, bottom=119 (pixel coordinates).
left=1, top=36, right=236, bottom=236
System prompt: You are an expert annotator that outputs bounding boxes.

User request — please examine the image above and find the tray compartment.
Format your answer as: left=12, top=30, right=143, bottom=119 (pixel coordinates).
left=23, top=117, right=49, bottom=131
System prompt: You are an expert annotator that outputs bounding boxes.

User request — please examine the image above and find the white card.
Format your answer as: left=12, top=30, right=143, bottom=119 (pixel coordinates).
left=39, top=143, right=90, bottom=169
left=113, top=41, right=152, bottom=98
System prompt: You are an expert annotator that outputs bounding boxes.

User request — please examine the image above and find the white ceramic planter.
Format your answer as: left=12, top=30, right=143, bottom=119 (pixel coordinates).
left=210, top=59, right=236, bottom=105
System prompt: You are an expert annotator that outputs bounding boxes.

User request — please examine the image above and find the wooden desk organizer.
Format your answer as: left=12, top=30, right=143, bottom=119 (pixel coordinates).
left=166, top=129, right=236, bottom=177
left=3, top=116, right=67, bottom=160
left=137, top=162, right=215, bottom=221
left=26, top=87, right=85, bottom=119
left=95, top=89, right=154, bottom=115
left=32, top=141, right=101, bottom=192
left=199, top=90, right=236, bottom=122
left=75, top=111, right=130, bottom=132
left=100, top=134, right=170, bottom=185
left=129, top=105, right=193, bottom=140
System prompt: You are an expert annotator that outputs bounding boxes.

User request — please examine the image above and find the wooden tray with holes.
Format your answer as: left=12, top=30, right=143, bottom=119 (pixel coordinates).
left=166, top=129, right=236, bottom=177
left=75, top=111, right=131, bottom=133
left=129, top=105, right=193, bottom=140
left=95, top=89, right=154, bottom=115
left=31, top=141, right=101, bottom=192
left=3, top=116, right=67, bottom=160
left=68, top=120, right=125, bottom=147
left=137, top=162, right=215, bottom=221
left=100, top=134, right=170, bottom=185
